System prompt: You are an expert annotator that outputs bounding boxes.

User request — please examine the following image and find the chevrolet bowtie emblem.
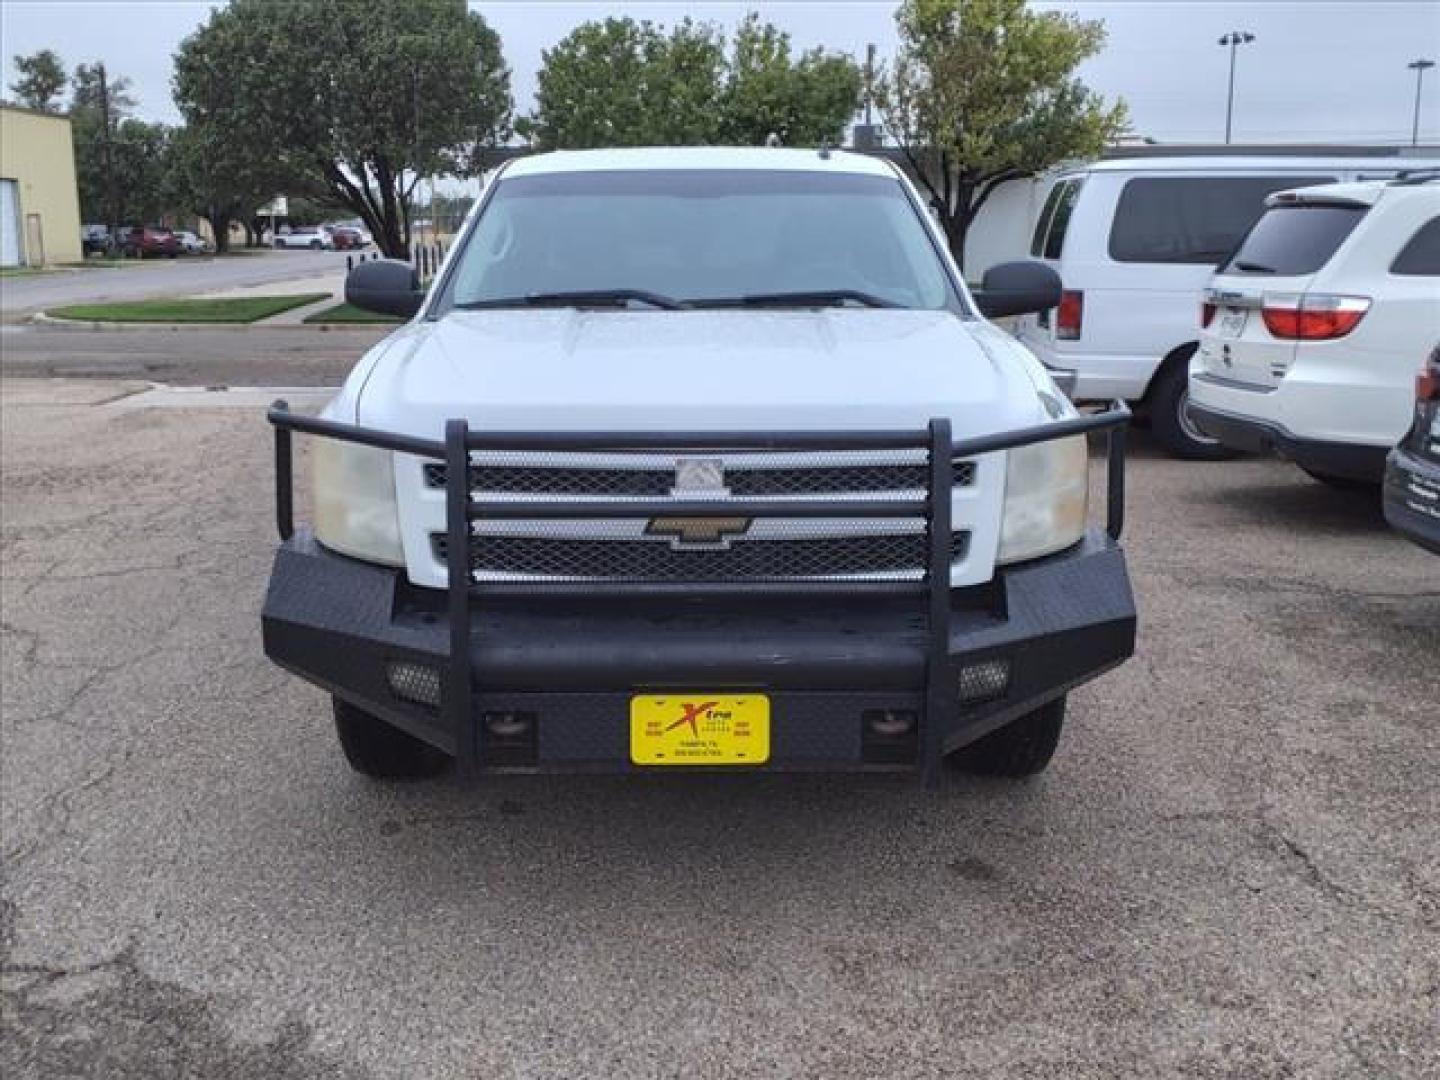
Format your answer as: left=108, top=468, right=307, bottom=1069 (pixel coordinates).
left=645, top=516, right=752, bottom=547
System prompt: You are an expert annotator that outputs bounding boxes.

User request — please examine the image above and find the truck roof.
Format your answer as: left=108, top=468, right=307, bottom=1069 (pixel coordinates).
left=504, top=146, right=897, bottom=178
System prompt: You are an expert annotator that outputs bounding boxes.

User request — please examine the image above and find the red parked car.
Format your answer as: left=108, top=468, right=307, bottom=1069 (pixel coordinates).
left=122, top=226, right=181, bottom=259
left=329, top=226, right=368, bottom=250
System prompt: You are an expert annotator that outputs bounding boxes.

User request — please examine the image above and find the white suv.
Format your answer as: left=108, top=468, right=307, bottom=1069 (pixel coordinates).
left=261, top=148, right=1136, bottom=785
left=1011, top=156, right=1437, bottom=458
left=273, top=225, right=333, bottom=250
left=1189, top=174, right=1440, bottom=484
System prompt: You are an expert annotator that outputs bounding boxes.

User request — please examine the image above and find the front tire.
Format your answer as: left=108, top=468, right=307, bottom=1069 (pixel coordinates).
left=952, top=697, right=1067, bottom=778
left=333, top=697, right=449, bottom=779
left=1149, top=351, right=1240, bottom=460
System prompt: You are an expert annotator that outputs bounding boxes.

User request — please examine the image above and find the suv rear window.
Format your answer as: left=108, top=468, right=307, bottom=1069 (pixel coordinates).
left=1391, top=216, right=1440, bottom=276
left=1221, top=203, right=1369, bottom=276
left=1030, top=178, right=1081, bottom=258
left=1108, top=176, right=1334, bottom=264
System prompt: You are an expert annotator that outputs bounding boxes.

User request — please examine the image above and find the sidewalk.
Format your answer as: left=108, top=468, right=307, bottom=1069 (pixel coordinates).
left=194, top=271, right=345, bottom=324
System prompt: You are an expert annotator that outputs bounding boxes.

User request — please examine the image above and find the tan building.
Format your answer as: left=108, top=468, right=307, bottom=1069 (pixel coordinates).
left=0, top=104, right=83, bottom=267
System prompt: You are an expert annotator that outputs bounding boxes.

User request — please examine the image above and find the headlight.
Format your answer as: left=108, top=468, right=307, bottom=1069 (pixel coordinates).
left=996, top=434, right=1088, bottom=565
left=312, top=438, right=405, bottom=566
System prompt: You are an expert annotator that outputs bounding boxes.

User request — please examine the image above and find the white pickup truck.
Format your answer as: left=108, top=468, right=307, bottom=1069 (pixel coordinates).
left=263, top=148, right=1135, bottom=785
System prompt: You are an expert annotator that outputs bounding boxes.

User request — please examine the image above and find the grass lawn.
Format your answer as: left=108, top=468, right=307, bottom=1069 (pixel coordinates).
left=1, top=265, right=64, bottom=277
left=48, top=293, right=333, bottom=324
left=303, top=302, right=402, bottom=325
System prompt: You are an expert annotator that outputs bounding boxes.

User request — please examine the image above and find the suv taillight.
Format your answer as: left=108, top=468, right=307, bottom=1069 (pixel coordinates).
left=1201, top=301, right=1217, bottom=328
left=1261, top=293, right=1370, bottom=341
left=1056, top=290, right=1083, bottom=340
left=1419, top=349, right=1440, bottom=401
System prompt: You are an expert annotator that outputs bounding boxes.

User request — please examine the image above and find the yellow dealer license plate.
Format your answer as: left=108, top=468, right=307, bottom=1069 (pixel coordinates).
left=630, top=695, right=770, bottom=766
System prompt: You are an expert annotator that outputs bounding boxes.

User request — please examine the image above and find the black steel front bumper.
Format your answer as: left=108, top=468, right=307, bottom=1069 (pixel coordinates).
left=1189, top=402, right=1388, bottom=482
left=264, top=528, right=1135, bottom=773
left=1384, top=446, right=1440, bottom=554
left=263, top=405, right=1135, bottom=783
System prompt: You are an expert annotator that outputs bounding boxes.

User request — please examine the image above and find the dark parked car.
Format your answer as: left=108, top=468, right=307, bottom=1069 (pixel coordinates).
left=81, top=224, right=110, bottom=255
left=1383, top=344, right=1440, bottom=554
left=122, top=226, right=181, bottom=259
left=329, top=226, right=368, bottom=250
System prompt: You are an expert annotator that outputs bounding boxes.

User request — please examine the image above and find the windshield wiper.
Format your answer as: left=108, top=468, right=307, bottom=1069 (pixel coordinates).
left=1231, top=260, right=1278, bottom=274
left=457, top=289, right=689, bottom=311
left=694, top=289, right=901, bottom=309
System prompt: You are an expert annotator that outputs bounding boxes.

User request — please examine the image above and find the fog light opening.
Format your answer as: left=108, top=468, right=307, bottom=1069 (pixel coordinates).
left=866, top=710, right=916, bottom=738
left=957, top=658, right=1011, bottom=704
left=484, top=711, right=532, bottom=739
left=385, top=660, right=442, bottom=708
left=861, top=708, right=920, bottom=765
left=481, top=711, right=538, bottom=768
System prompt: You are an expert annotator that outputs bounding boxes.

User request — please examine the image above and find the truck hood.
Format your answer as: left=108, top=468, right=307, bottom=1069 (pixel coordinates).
left=355, top=309, right=1045, bottom=436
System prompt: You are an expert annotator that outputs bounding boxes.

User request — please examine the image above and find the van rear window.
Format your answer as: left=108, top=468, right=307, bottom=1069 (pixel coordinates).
left=1108, top=176, right=1334, bottom=265
left=1221, top=203, right=1368, bottom=276
left=1030, top=179, right=1082, bottom=258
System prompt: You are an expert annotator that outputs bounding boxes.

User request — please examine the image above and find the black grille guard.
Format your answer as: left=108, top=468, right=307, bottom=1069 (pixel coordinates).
left=267, top=401, right=1131, bottom=784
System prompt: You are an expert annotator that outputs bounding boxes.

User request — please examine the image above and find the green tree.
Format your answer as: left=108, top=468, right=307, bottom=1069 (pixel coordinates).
left=166, top=124, right=284, bottom=253
left=530, top=18, right=724, bottom=148
left=111, top=119, right=173, bottom=223
left=70, top=62, right=136, bottom=116
left=9, top=49, right=67, bottom=111
left=69, top=63, right=143, bottom=226
left=527, top=14, right=861, bottom=149
left=718, top=15, right=862, bottom=146
left=879, top=0, right=1127, bottom=269
left=173, top=0, right=512, bottom=259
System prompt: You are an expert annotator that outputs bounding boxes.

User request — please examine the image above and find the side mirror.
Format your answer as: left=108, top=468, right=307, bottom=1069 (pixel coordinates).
left=345, top=258, right=424, bottom=318
left=973, top=260, right=1063, bottom=320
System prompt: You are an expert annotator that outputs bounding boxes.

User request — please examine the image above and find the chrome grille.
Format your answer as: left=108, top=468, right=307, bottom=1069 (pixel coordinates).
left=423, top=455, right=975, bottom=497
left=424, top=450, right=976, bottom=585
left=434, top=530, right=969, bottom=583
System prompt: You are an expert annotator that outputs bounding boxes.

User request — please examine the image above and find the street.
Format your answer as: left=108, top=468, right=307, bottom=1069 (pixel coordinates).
left=1, top=322, right=387, bottom=385
left=2, top=369, right=1436, bottom=1078
left=1, top=250, right=358, bottom=320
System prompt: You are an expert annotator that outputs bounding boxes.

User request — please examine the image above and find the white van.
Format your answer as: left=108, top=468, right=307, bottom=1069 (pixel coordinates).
left=1011, top=156, right=1438, bottom=457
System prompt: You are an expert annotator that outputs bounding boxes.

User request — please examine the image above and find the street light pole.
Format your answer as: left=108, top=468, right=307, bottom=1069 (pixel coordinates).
left=1218, top=31, right=1256, bottom=145
left=1408, top=59, right=1435, bottom=146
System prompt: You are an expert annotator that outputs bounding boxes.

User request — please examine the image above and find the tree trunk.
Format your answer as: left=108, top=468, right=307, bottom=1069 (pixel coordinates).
left=205, top=211, right=232, bottom=254
left=942, top=209, right=973, bottom=277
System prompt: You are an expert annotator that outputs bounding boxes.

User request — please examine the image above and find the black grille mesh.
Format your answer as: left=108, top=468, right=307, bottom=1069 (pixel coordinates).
left=423, top=460, right=975, bottom=495
left=434, top=531, right=970, bottom=582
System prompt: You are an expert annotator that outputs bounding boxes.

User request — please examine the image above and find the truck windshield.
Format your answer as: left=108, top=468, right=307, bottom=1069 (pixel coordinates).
left=440, top=169, right=963, bottom=314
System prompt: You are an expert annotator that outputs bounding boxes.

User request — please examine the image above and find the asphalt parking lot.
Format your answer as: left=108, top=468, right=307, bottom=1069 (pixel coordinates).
left=2, top=375, right=1437, bottom=1078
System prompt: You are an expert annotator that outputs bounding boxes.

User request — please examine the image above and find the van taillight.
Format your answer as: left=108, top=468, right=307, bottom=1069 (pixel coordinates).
left=1201, top=301, right=1217, bottom=328
left=1418, top=362, right=1440, bottom=402
left=1056, top=290, right=1083, bottom=340
left=1260, top=294, right=1370, bottom=340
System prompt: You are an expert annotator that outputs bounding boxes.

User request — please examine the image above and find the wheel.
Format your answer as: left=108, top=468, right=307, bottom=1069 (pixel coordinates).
left=274, top=239, right=285, bottom=249
left=309, top=240, right=322, bottom=250
left=1148, top=350, right=1240, bottom=460
left=333, top=697, right=449, bottom=779
left=1300, top=467, right=1378, bottom=492
left=951, top=697, right=1067, bottom=778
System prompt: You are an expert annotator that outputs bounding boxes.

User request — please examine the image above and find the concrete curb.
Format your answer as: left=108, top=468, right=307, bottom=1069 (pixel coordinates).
left=30, top=311, right=390, bottom=333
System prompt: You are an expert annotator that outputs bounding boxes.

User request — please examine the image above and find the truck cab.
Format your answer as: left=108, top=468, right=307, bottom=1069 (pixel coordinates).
left=262, top=148, right=1135, bottom=785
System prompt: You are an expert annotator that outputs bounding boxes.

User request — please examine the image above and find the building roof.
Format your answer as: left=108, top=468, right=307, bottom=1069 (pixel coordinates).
left=502, top=146, right=895, bottom=177
left=0, top=102, right=72, bottom=123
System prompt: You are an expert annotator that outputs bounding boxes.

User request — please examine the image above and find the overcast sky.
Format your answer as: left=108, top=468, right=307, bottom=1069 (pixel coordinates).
left=3, top=0, right=1437, bottom=146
